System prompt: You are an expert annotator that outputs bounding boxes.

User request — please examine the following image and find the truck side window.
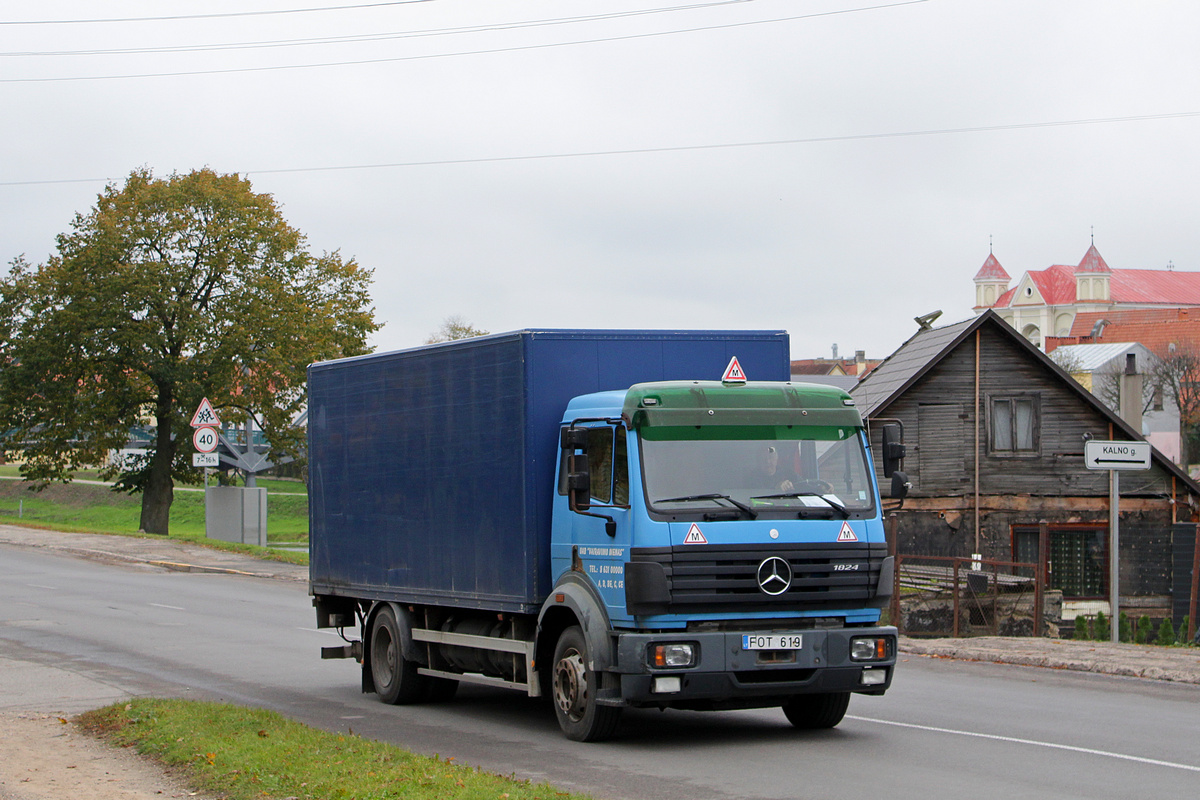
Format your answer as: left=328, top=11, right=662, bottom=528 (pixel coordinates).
left=587, top=426, right=614, bottom=503
left=613, top=429, right=628, bottom=506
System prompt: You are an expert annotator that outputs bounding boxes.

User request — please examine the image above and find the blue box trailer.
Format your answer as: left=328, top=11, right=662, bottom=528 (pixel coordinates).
left=309, top=328, right=901, bottom=742
left=308, top=329, right=791, bottom=612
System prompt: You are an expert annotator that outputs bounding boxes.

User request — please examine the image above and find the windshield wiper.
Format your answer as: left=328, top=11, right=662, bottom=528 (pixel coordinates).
left=750, top=492, right=850, bottom=518
left=654, top=493, right=758, bottom=519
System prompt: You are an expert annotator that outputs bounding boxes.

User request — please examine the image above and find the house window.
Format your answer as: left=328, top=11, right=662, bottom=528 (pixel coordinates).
left=990, top=395, right=1039, bottom=454
left=1014, top=526, right=1107, bottom=599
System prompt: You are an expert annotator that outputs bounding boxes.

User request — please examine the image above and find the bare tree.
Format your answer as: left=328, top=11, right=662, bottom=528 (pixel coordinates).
left=1154, top=343, right=1200, bottom=467
left=1092, top=358, right=1161, bottom=417
left=425, top=315, right=489, bottom=344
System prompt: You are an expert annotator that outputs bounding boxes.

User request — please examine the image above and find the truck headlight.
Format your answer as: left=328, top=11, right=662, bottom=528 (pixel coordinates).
left=850, top=636, right=893, bottom=662
left=650, top=643, right=697, bottom=669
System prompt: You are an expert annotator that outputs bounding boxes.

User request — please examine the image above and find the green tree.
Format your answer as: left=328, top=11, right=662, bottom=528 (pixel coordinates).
left=424, top=315, right=489, bottom=344
left=1156, top=618, right=1177, bottom=647
left=1093, top=610, right=1110, bottom=641
left=0, top=168, right=378, bottom=534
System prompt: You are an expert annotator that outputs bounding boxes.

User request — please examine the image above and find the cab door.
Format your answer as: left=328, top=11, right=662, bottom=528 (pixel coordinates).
left=567, top=424, right=632, bottom=617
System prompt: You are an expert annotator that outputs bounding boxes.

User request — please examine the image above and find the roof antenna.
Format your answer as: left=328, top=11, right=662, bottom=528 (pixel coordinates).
left=1090, top=225, right=1094, bottom=245
left=914, top=310, right=943, bottom=330
left=989, top=234, right=993, bottom=255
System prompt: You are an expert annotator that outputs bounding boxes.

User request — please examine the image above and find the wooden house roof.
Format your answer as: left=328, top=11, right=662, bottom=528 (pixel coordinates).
left=851, top=309, right=1200, bottom=496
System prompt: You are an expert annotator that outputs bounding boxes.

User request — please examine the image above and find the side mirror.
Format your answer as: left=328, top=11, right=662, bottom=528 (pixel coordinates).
left=567, top=452, right=591, bottom=511
left=560, top=426, right=589, bottom=451
left=881, top=423, right=906, bottom=478
left=890, top=470, right=910, bottom=499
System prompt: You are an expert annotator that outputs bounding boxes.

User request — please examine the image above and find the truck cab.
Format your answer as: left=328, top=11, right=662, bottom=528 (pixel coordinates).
left=541, top=379, right=899, bottom=739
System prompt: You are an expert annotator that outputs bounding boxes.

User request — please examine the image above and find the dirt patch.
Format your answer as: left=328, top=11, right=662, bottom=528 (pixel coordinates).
left=0, top=712, right=217, bottom=800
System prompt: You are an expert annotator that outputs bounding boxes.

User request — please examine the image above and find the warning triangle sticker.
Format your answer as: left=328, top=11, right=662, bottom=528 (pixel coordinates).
left=683, top=523, right=708, bottom=544
left=722, top=356, right=747, bottom=384
left=837, top=521, right=859, bottom=542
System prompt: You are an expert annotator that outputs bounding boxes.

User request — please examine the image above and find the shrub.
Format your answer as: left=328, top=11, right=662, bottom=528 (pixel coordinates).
left=1119, top=612, right=1133, bottom=643
left=1157, top=618, right=1177, bottom=647
left=1093, top=610, right=1111, bottom=641
left=1072, top=616, right=1091, bottom=640
left=1135, top=615, right=1153, bottom=645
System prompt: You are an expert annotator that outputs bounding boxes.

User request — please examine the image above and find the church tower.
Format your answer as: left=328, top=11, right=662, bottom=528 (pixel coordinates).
left=973, top=251, right=1011, bottom=309
left=1074, top=243, right=1111, bottom=303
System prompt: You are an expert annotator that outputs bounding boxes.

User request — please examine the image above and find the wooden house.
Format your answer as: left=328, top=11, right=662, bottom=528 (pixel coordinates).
left=851, top=309, right=1200, bottom=628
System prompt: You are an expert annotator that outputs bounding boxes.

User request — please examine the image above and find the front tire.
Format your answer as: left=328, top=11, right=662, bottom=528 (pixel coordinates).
left=782, top=692, right=850, bottom=729
left=551, top=626, right=621, bottom=742
left=369, top=605, right=428, bottom=704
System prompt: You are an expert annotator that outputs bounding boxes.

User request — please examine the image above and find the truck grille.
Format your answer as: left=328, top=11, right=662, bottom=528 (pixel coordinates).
left=629, top=542, right=888, bottom=614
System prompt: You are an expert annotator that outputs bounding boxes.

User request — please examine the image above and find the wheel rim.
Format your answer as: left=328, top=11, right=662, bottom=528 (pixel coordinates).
left=374, top=625, right=396, bottom=687
left=553, top=647, right=588, bottom=722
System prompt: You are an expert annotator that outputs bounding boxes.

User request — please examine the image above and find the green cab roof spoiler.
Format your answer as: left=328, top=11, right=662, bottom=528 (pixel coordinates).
left=622, top=381, right=865, bottom=429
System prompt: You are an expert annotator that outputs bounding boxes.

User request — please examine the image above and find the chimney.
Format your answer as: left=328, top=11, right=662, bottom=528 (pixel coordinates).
left=1120, top=353, right=1143, bottom=433
left=855, top=350, right=866, bottom=375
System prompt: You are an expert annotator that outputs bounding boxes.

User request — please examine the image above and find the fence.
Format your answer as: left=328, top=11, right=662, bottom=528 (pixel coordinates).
left=891, top=554, right=1044, bottom=637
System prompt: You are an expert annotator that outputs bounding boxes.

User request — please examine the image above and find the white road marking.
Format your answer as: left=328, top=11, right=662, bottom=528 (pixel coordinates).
left=849, top=716, right=1200, bottom=772
left=25, top=584, right=56, bottom=590
left=148, top=602, right=185, bottom=610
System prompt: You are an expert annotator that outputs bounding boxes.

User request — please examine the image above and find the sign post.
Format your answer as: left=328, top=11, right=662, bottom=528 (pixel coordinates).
left=190, top=398, right=222, bottom=480
left=1084, top=440, right=1151, bottom=642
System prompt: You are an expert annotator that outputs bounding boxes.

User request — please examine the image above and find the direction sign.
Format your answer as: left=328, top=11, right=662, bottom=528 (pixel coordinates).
left=193, top=426, right=219, bottom=454
left=1084, top=440, right=1151, bottom=471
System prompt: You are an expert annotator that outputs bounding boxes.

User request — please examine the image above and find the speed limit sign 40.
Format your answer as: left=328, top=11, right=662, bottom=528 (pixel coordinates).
left=193, top=426, right=219, bottom=454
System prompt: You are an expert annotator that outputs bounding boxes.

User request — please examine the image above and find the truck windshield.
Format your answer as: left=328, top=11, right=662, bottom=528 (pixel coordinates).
left=640, top=426, right=874, bottom=515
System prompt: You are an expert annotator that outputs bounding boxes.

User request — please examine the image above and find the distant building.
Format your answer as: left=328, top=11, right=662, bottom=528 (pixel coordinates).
left=790, top=345, right=879, bottom=390
left=972, top=243, right=1200, bottom=349
left=1048, top=341, right=1179, bottom=464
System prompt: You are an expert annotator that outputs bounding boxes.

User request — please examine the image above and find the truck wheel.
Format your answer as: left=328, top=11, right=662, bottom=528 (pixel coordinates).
left=782, top=692, right=850, bottom=729
left=370, top=605, right=428, bottom=704
left=551, top=626, right=621, bottom=742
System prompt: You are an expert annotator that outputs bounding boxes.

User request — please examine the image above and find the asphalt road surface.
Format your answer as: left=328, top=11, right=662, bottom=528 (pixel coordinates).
left=1, top=545, right=1197, bottom=800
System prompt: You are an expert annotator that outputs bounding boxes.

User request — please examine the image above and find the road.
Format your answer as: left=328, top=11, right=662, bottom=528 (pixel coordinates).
left=1, top=544, right=1197, bottom=800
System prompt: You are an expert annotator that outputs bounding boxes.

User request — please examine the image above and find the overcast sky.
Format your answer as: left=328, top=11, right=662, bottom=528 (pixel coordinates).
left=3, top=1, right=1199, bottom=365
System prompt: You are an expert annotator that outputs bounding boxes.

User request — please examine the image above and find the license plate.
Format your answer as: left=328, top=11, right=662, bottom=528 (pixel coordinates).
left=741, top=633, right=803, bottom=650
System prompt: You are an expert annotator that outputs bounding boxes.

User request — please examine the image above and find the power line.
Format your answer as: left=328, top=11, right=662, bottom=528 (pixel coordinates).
left=0, top=1, right=438, bottom=26
left=3, top=110, right=1196, bottom=188
left=0, top=2, right=756, bottom=58
left=0, top=1, right=928, bottom=82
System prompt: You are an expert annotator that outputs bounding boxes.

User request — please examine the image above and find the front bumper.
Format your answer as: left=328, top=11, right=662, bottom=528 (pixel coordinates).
left=607, top=626, right=896, bottom=709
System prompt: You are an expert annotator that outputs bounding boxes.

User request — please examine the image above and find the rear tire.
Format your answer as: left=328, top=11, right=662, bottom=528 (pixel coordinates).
left=551, top=626, right=621, bottom=742
left=369, top=605, right=428, bottom=704
left=782, top=692, right=850, bottom=729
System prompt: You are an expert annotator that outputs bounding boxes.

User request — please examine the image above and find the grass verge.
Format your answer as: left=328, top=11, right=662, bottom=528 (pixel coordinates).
left=79, top=699, right=589, bottom=800
left=0, top=476, right=309, bottom=566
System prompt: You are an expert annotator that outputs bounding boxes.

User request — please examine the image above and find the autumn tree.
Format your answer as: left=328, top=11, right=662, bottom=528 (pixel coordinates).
left=0, top=168, right=379, bottom=534
left=424, top=315, right=489, bottom=344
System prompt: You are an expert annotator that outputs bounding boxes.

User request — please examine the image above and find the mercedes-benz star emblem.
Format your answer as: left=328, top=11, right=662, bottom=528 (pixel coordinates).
left=756, top=556, right=792, bottom=596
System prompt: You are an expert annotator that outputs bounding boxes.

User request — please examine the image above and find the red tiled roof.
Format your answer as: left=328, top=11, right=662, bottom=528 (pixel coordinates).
left=1075, top=243, right=1111, bottom=273
left=1062, top=309, right=1200, bottom=358
left=973, top=253, right=1010, bottom=282
left=992, top=265, right=1200, bottom=309
left=1109, top=269, right=1200, bottom=304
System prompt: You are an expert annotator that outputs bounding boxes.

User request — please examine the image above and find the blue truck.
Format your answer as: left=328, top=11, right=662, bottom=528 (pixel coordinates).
left=309, top=329, right=904, bottom=741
